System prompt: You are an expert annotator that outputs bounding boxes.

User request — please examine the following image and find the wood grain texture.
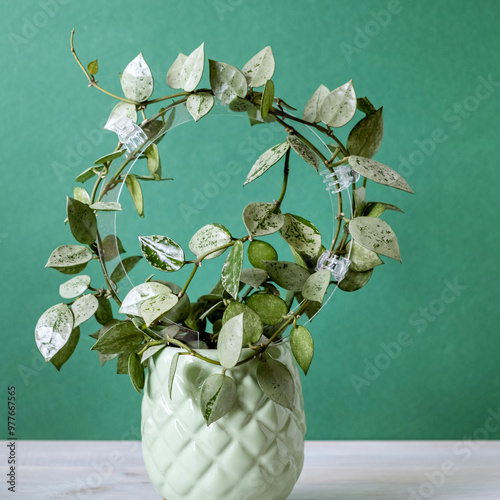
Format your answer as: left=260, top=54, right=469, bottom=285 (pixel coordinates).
left=2, top=440, right=499, bottom=499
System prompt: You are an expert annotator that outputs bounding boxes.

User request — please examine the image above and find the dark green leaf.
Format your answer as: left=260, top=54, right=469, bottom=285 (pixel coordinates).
left=109, top=256, right=142, bottom=284
left=117, top=352, right=129, bottom=374
left=45, top=245, right=93, bottom=275
left=217, top=313, right=244, bottom=368
left=260, top=80, right=274, bottom=118
left=50, top=327, right=80, bottom=371
left=353, top=187, right=367, bottom=215
left=67, top=196, right=97, bottom=245
left=76, top=166, right=104, bottom=183
left=91, top=321, right=144, bottom=355
left=347, top=108, right=383, bottom=158
left=125, top=174, right=144, bottom=217
left=263, top=261, right=310, bottom=292
left=257, top=359, right=295, bottom=410
left=348, top=156, right=414, bottom=194
left=290, top=325, right=314, bottom=375
left=96, top=320, right=120, bottom=365
left=357, top=96, right=376, bottom=115
left=221, top=241, right=244, bottom=299
left=246, top=293, right=288, bottom=326
left=228, top=97, right=255, bottom=112
left=200, top=373, right=237, bottom=425
left=128, top=353, right=145, bottom=394
left=247, top=240, right=278, bottom=270
left=94, top=150, right=125, bottom=165
left=364, top=201, right=404, bottom=217
left=101, top=235, right=126, bottom=262
left=139, top=235, right=185, bottom=272
left=95, top=297, right=113, bottom=325
left=338, top=268, right=373, bottom=291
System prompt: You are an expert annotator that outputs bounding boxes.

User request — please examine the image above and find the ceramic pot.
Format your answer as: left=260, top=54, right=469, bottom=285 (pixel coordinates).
left=141, top=340, right=306, bottom=500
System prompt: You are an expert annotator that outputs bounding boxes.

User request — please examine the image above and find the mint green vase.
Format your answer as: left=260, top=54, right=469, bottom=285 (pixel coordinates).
left=141, top=340, right=306, bottom=500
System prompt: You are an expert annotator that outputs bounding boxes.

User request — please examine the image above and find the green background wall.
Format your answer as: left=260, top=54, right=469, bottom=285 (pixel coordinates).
left=1, top=0, right=499, bottom=441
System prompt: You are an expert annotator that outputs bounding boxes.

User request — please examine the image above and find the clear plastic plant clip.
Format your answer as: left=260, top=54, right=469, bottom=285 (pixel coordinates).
left=107, top=117, right=148, bottom=154
left=320, top=164, right=360, bottom=194
left=315, top=251, right=350, bottom=283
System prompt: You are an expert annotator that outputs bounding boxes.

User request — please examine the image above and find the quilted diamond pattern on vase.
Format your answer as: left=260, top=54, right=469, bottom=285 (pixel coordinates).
left=141, top=340, right=306, bottom=500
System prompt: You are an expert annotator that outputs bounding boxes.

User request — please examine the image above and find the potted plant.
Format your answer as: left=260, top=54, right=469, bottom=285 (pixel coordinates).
left=35, top=30, right=413, bottom=500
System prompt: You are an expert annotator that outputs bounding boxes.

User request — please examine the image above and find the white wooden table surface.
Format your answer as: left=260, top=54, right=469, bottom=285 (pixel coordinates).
left=2, top=440, right=499, bottom=499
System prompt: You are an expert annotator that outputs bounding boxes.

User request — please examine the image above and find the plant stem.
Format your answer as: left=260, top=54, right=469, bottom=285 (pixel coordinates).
left=276, top=149, right=290, bottom=209
left=96, top=231, right=122, bottom=306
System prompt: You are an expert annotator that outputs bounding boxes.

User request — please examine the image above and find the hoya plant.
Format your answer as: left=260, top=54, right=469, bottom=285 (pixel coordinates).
left=35, top=30, right=412, bottom=425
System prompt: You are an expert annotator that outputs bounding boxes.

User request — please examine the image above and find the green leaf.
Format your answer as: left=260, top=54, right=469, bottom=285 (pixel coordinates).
left=346, top=239, right=384, bottom=272
left=91, top=321, right=144, bottom=355
left=166, top=52, right=187, bottom=89
left=209, top=59, right=247, bottom=104
left=289, top=245, right=308, bottom=270
left=145, top=143, right=161, bottom=181
left=244, top=142, right=290, bottom=185
left=262, top=261, right=310, bottom=292
left=140, top=293, right=179, bottom=327
left=242, top=46, right=275, bottom=88
left=223, top=301, right=263, bottom=345
left=338, top=268, right=373, bottom=292
left=59, top=275, right=91, bottom=299
left=364, top=201, right=404, bottom=217
left=95, top=297, right=114, bottom=326
left=35, top=303, right=74, bottom=362
left=117, top=352, right=129, bottom=374
left=242, top=202, right=284, bottom=238
left=290, top=325, right=314, bottom=375
left=186, top=92, right=214, bottom=122
left=104, top=102, right=137, bottom=131
left=200, top=373, right=237, bottom=426
left=302, top=269, right=330, bottom=303
left=348, top=156, right=414, bottom=194
left=168, top=351, right=179, bottom=399
left=95, top=320, right=120, bottom=366
left=45, top=245, right=93, bottom=275
left=101, top=235, right=126, bottom=262
left=279, top=213, right=321, bottom=259
left=217, top=313, right=244, bottom=368
left=87, top=59, right=98, bottom=75
left=119, top=282, right=174, bottom=316
left=228, top=96, right=255, bottom=112
left=179, top=42, right=205, bottom=92
left=286, top=135, right=319, bottom=172
left=246, top=293, right=288, bottom=326
left=357, top=96, right=376, bottom=115
left=76, top=166, right=103, bottom=184
left=125, top=174, right=144, bottom=217
left=90, top=202, right=123, bottom=211
left=240, top=268, right=267, bottom=289
left=257, top=359, right=295, bottom=410
left=141, top=344, right=166, bottom=364
left=320, top=80, right=356, bottom=128
left=139, top=235, right=185, bottom=272
left=121, top=53, right=154, bottom=102
left=349, top=217, right=401, bottom=262
left=71, top=294, right=99, bottom=327
left=50, top=327, right=80, bottom=371
left=110, top=256, right=142, bottom=284
left=94, top=150, right=125, bottom=165
left=353, top=187, right=367, bottom=215
left=67, top=196, right=97, bottom=245
left=260, top=80, right=274, bottom=118
left=184, top=302, right=207, bottom=332
left=247, top=240, right=278, bottom=270
left=302, top=84, right=329, bottom=123
left=347, top=108, right=383, bottom=158
left=73, top=187, right=90, bottom=205
left=221, top=241, right=244, bottom=299
left=128, top=353, right=145, bottom=394
left=189, top=223, right=232, bottom=260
